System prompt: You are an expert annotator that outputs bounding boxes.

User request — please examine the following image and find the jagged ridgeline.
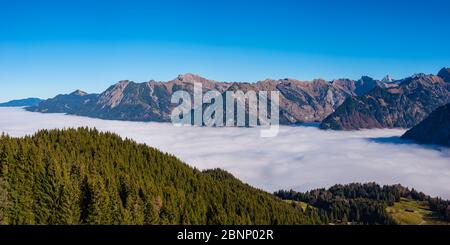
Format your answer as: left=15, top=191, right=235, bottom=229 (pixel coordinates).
left=0, top=128, right=320, bottom=225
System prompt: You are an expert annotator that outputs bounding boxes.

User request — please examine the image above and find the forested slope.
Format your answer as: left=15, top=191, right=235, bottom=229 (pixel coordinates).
left=0, top=128, right=320, bottom=225
left=275, top=183, right=450, bottom=225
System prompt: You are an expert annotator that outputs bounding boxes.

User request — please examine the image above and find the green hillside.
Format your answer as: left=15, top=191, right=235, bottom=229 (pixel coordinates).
left=386, top=198, right=450, bottom=225
left=0, top=128, right=320, bottom=225
left=276, top=183, right=450, bottom=225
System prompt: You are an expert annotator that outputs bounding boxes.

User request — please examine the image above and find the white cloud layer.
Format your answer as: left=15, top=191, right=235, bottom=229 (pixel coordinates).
left=1, top=107, right=450, bottom=198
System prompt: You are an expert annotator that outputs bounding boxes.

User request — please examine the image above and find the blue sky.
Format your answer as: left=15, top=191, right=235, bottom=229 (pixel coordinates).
left=1, top=0, right=449, bottom=101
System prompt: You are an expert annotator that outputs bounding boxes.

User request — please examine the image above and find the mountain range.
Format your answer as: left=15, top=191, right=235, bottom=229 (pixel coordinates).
left=320, top=68, right=450, bottom=130
left=23, top=68, right=450, bottom=137
left=0, top=98, right=42, bottom=107
left=24, top=73, right=402, bottom=123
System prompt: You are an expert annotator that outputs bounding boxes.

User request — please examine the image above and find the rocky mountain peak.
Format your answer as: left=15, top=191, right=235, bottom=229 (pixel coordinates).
left=360, top=75, right=375, bottom=81
left=320, top=69, right=450, bottom=130
left=176, top=73, right=207, bottom=83
left=438, top=67, right=450, bottom=82
left=118, top=80, right=131, bottom=84
left=173, top=73, right=226, bottom=91
left=70, top=89, right=88, bottom=96
left=412, top=73, right=428, bottom=79
left=97, top=80, right=133, bottom=108
left=109, top=80, right=132, bottom=91
left=381, top=75, right=394, bottom=83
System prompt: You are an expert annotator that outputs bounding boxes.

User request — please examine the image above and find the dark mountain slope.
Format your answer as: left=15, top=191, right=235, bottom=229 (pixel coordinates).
left=320, top=70, right=450, bottom=130
left=438, top=67, right=450, bottom=82
left=30, top=90, right=99, bottom=114
left=0, top=98, right=42, bottom=107
left=401, top=103, right=450, bottom=146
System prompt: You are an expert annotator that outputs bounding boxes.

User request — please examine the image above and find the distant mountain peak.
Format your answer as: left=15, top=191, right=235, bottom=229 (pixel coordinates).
left=111, top=80, right=133, bottom=88
left=71, top=90, right=88, bottom=96
left=381, top=75, right=394, bottom=83
left=0, top=98, right=43, bottom=107
left=412, top=73, right=428, bottom=79
left=438, top=67, right=450, bottom=82
left=118, top=80, right=132, bottom=84
left=176, top=73, right=206, bottom=82
left=360, top=75, right=374, bottom=81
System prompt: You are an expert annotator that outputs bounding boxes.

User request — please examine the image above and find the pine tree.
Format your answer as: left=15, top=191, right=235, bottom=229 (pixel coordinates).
left=0, top=178, right=10, bottom=224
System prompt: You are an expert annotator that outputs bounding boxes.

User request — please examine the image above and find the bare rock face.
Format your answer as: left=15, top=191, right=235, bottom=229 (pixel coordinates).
left=402, top=103, right=450, bottom=146
left=381, top=75, right=394, bottom=83
left=26, top=73, right=394, bottom=125
left=320, top=69, right=450, bottom=130
left=97, top=80, right=131, bottom=109
left=27, top=69, right=450, bottom=129
left=274, top=79, right=347, bottom=123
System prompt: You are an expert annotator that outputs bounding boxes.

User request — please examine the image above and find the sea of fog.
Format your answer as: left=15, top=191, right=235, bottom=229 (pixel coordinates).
left=1, top=107, right=449, bottom=198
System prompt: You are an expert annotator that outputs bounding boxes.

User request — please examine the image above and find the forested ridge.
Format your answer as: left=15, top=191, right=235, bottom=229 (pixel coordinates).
left=0, top=128, right=320, bottom=225
left=1, top=128, right=449, bottom=225
left=275, top=183, right=450, bottom=225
